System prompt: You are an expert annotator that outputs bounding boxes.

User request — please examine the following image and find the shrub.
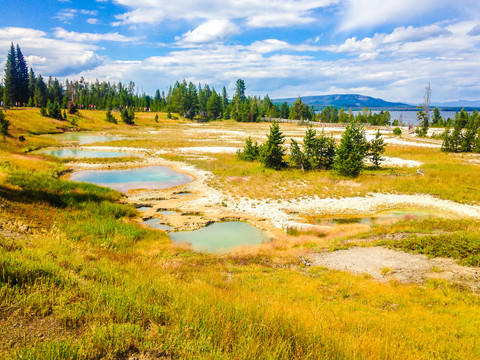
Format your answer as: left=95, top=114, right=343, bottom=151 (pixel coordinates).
left=237, top=137, right=260, bottom=161
left=393, top=127, right=402, bottom=136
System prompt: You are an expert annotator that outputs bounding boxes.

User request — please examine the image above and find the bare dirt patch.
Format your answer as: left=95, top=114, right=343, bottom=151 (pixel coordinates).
left=310, top=246, right=480, bottom=292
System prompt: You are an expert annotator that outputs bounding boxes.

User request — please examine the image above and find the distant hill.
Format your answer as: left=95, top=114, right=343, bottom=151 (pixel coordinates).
left=273, top=94, right=415, bottom=110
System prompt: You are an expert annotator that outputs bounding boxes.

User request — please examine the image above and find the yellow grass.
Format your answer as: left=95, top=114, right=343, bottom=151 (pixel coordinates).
left=1, top=110, right=480, bottom=359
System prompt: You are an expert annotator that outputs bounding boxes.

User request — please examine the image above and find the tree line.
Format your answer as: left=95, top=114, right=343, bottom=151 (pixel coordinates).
left=237, top=121, right=385, bottom=177
left=1, top=44, right=405, bottom=126
left=441, top=109, right=480, bottom=153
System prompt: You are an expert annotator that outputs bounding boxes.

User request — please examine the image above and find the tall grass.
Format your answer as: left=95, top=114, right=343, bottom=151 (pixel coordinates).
left=2, top=113, right=480, bottom=359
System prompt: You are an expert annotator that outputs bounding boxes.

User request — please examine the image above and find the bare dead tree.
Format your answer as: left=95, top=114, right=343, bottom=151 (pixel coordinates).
left=423, top=83, right=431, bottom=122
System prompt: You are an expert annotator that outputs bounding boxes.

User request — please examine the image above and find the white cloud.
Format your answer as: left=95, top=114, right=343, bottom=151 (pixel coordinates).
left=467, top=25, right=480, bottom=36
left=112, top=0, right=338, bottom=28
left=326, top=23, right=471, bottom=59
left=0, top=27, right=102, bottom=76
left=87, top=18, right=99, bottom=25
left=79, top=9, right=98, bottom=16
left=339, top=0, right=448, bottom=31
left=54, top=8, right=98, bottom=23
left=53, top=27, right=141, bottom=43
left=54, top=9, right=77, bottom=23
left=176, top=19, right=240, bottom=45
left=246, top=12, right=315, bottom=28
left=72, top=33, right=480, bottom=103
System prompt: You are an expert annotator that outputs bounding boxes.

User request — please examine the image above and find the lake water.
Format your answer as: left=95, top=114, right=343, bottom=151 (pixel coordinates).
left=37, top=149, right=141, bottom=158
left=49, top=132, right=130, bottom=144
left=351, top=110, right=459, bottom=125
left=169, top=221, right=269, bottom=253
left=69, top=166, right=193, bottom=192
left=313, top=208, right=446, bottom=226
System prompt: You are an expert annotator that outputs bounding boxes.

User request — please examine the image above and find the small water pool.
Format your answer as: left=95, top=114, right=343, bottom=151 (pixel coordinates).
left=136, top=206, right=153, bottom=212
left=313, top=208, right=447, bottom=226
left=169, top=221, right=269, bottom=253
left=49, top=132, right=129, bottom=144
left=158, top=210, right=178, bottom=215
left=37, top=148, right=141, bottom=158
left=69, top=166, right=193, bottom=192
left=143, top=218, right=173, bottom=230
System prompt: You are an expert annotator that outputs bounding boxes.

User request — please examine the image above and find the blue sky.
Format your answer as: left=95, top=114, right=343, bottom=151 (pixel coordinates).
left=1, top=0, right=480, bottom=103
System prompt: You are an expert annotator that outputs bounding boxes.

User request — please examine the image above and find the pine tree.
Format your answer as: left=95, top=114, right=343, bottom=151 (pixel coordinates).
left=334, top=121, right=368, bottom=177
left=221, top=86, right=229, bottom=113
left=234, top=79, right=246, bottom=103
left=280, top=102, right=289, bottom=119
left=237, top=137, right=260, bottom=161
left=289, top=139, right=307, bottom=170
left=3, top=43, right=17, bottom=106
left=34, top=75, right=47, bottom=107
left=260, top=121, right=286, bottom=170
left=207, top=90, right=222, bottom=120
left=368, top=130, right=385, bottom=169
left=432, top=107, right=442, bottom=126
left=28, top=68, right=36, bottom=105
left=0, top=109, right=9, bottom=139
left=105, top=109, right=117, bottom=124
left=15, top=44, right=29, bottom=105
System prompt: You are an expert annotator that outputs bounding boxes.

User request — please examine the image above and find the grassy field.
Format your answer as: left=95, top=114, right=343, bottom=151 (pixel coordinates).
left=1, top=109, right=480, bottom=359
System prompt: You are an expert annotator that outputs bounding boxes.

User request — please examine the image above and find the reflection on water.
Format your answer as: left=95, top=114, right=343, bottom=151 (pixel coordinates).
left=37, top=148, right=141, bottom=158
left=69, top=166, right=193, bottom=192
left=158, top=210, right=178, bottom=215
left=312, top=209, right=447, bottom=226
left=136, top=206, right=152, bottom=212
left=169, top=221, right=269, bottom=253
left=143, top=218, right=173, bottom=230
left=48, top=132, right=130, bottom=144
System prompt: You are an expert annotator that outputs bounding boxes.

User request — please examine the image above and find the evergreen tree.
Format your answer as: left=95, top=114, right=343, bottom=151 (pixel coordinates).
left=15, top=44, right=29, bottom=105
left=121, top=107, right=134, bottom=124
left=334, top=121, right=368, bottom=177
left=207, top=90, right=222, bottom=120
left=234, top=79, right=246, bottom=103
left=105, top=109, right=117, bottom=124
left=416, top=107, right=429, bottom=137
left=432, top=107, right=442, bottom=126
left=289, top=97, right=307, bottom=120
left=28, top=68, right=36, bottom=105
left=237, top=137, right=260, bottom=161
left=221, top=86, right=229, bottom=112
left=260, top=121, right=286, bottom=170
left=0, top=109, right=9, bottom=139
left=34, top=75, right=47, bottom=107
left=289, top=138, right=307, bottom=170
left=280, top=102, right=289, bottom=119
left=368, top=130, right=385, bottom=169
left=3, top=43, right=17, bottom=106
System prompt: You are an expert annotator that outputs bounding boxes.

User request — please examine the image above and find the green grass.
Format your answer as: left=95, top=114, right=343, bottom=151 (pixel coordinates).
left=379, top=232, right=480, bottom=266
left=2, top=111, right=480, bottom=359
